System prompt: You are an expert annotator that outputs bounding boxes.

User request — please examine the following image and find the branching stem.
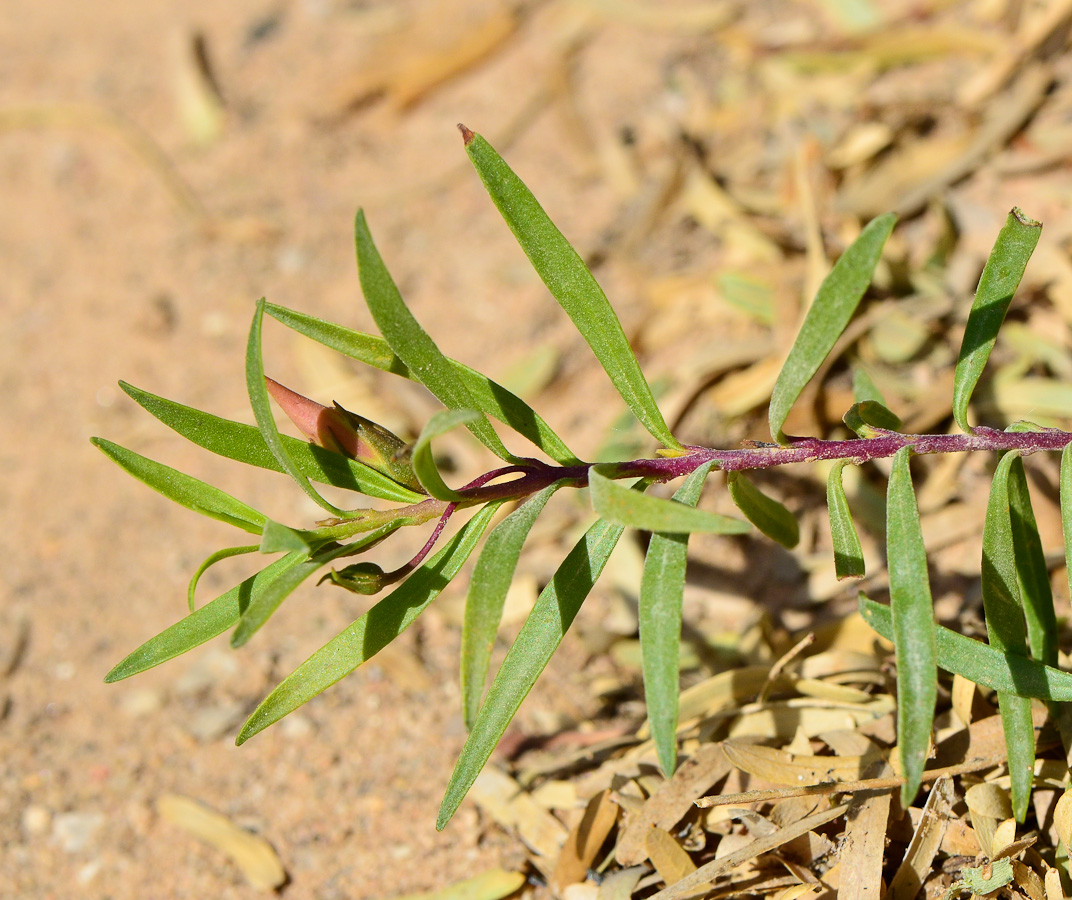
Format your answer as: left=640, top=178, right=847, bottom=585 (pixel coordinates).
left=342, top=426, right=1072, bottom=561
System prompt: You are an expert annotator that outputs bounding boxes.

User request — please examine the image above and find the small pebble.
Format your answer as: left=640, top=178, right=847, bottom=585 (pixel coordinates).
left=22, top=804, right=51, bottom=836
left=186, top=701, right=244, bottom=743
left=52, top=811, right=105, bottom=853
left=120, top=687, right=163, bottom=717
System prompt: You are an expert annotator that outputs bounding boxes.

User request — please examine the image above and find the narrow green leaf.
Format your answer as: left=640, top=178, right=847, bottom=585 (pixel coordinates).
left=769, top=213, right=896, bottom=443
left=188, top=545, right=259, bottom=611
left=827, top=461, right=865, bottom=579
left=726, top=472, right=799, bottom=548
left=640, top=461, right=716, bottom=777
left=983, top=451, right=1037, bottom=822
left=264, top=304, right=581, bottom=465
left=589, top=464, right=750, bottom=534
left=237, top=503, right=502, bottom=743
left=232, top=523, right=402, bottom=648
left=92, top=438, right=266, bottom=533
left=259, top=520, right=319, bottom=554
left=1062, top=443, right=1072, bottom=632
left=886, top=446, right=937, bottom=808
left=119, top=382, right=424, bottom=504
left=247, top=299, right=353, bottom=517
left=1007, top=456, right=1058, bottom=666
left=852, top=366, right=886, bottom=405
left=861, top=596, right=1072, bottom=700
left=952, top=209, right=1042, bottom=432
left=105, top=552, right=307, bottom=682
left=438, top=511, right=628, bottom=830
left=462, top=129, right=680, bottom=451
left=843, top=400, right=902, bottom=438
left=355, top=211, right=516, bottom=463
left=461, top=481, right=567, bottom=728
left=412, top=409, right=481, bottom=501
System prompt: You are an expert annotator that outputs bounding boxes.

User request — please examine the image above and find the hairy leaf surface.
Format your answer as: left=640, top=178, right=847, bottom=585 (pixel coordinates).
left=886, top=446, right=937, bottom=808
left=827, top=461, right=865, bottom=579
left=412, top=409, right=481, bottom=501
left=640, top=461, right=716, bottom=776
left=248, top=300, right=352, bottom=516
left=355, top=211, right=515, bottom=462
left=983, top=451, right=1036, bottom=821
left=265, top=304, right=580, bottom=465
left=589, top=465, right=750, bottom=534
left=769, top=213, right=896, bottom=443
left=1007, top=456, right=1057, bottom=666
left=119, top=382, right=424, bottom=503
left=462, top=481, right=568, bottom=729
left=92, top=438, right=266, bottom=534
left=952, top=209, right=1042, bottom=432
left=232, top=524, right=402, bottom=648
left=438, top=511, right=629, bottom=829
left=861, top=597, right=1072, bottom=700
left=237, top=503, right=502, bottom=743
left=463, top=129, right=680, bottom=450
left=726, top=472, right=799, bottom=548
left=105, top=552, right=308, bottom=682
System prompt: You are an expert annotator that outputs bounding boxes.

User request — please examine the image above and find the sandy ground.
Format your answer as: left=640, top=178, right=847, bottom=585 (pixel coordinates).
left=10, top=0, right=1072, bottom=897
left=1, top=1, right=709, bottom=896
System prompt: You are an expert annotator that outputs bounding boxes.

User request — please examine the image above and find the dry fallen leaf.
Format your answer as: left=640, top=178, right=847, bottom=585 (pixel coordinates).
left=156, top=793, right=286, bottom=891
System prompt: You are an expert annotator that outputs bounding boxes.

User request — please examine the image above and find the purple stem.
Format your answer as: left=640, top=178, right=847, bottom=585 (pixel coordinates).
left=343, top=426, right=1072, bottom=561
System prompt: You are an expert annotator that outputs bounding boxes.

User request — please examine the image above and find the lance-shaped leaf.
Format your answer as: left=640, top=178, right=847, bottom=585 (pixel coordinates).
left=92, top=438, right=266, bottom=534
left=264, top=304, right=581, bottom=466
left=726, top=472, right=799, bottom=548
left=1063, top=444, right=1072, bottom=627
left=237, top=503, right=502, bottom=743
left=461, top=127, right=680, bottom=451
left=105, top=551, right=308, bottom=682
left=589, top=464, right=750, bottom=535
left=886, top=445, right=937, bottom=809
left=438, top=511, right=628, bottom=830
left=952, top=209, right=1042, bottom=432
left=233, top=523, right=402, bottom=648
left=852, top=366, right=886, bottom=405
left=461, top=481, right=567, bottom=728
left=640, top=461, right=716, bottom=777
left=188, top=545, right=259, bottom=611
left=769, top=213, right=896, bottom=443
left=827, top=460, right=865, bottom=579
left=119, top=382, right=424, bottom=504
left=355, top=211, right=516, bottom=463
left=982, top=451, right=1037, bottom=822
left=412, top=409, right=482, bottom=501
left=1007, top=456, right=1058, bottom=666
left=247, top=299, right=353, bottom=517
left=843, top=400, right=901, bottom=438
left=861, top=596, right=1072, bottom=700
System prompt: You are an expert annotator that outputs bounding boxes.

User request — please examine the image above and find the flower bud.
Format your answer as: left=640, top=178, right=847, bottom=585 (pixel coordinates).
left=318, top=561, right=385, bottom=594
left=265, top=377, right=422, bottom=492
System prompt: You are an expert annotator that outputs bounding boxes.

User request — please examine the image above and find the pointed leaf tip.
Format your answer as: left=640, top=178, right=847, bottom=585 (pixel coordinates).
left=458, top=123, right=475, bottom=146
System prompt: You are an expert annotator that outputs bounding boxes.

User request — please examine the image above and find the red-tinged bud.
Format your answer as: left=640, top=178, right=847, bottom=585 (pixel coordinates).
left=265, top=377, right=422, bottom=492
